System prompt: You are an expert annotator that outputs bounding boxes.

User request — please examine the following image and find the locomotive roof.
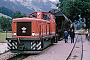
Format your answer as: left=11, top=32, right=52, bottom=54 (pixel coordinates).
left=13, top=17, right=41, bottom=20
left=12, top=17, right=50, bottom=23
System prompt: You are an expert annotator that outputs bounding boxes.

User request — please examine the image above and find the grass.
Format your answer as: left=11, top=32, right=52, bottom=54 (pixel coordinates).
left=0, top=32, right=12, bottom=42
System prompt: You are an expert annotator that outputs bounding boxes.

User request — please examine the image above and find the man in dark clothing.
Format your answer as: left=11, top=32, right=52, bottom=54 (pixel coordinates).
left=64, top=30, right=68, bottom=43
left=70, top=29, right=75, bottom=43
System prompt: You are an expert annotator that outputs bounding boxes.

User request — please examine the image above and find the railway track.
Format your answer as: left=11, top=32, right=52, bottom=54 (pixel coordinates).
left=66, top=35, right=83, bottom=60
left=0, top=52, right=18, bottom=60
left=0, top=51, right=29, bottom=60
left=8, top=54, right=29, bottom=60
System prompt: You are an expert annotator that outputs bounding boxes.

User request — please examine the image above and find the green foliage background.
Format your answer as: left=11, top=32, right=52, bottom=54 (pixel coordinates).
left=57, top=0, right=90, bottom=28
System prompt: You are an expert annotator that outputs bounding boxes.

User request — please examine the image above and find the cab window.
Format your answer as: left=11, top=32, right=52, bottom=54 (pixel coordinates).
left=30, top=13, right=37, bottom=18
left=43, top=14, right=50, bottom=20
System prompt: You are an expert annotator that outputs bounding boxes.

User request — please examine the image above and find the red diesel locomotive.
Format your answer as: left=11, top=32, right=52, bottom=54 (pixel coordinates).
left=6, top=12, right=58, bottom=54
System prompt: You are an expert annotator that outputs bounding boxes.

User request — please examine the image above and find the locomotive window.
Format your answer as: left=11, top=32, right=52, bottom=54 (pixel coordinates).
left=30, top=13, right=37, bottom=18
left=43, top=14, right=50, bottom=20
left=32, top=14, right=37, bottom=18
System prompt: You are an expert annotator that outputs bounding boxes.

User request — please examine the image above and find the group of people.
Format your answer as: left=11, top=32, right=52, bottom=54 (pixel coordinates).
left=63, top=29, right=75, bottom=43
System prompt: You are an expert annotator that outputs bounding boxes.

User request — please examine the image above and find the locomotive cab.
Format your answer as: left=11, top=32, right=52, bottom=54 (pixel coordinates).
left=6, top=12, right=58, bottom=54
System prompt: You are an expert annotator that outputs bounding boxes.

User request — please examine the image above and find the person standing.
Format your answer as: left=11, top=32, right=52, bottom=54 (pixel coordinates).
left=64, top=29, right=68, bottom=43
left=70, top=29, right=75, bottom=43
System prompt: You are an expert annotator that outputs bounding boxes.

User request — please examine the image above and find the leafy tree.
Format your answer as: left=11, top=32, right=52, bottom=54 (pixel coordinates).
left=0, top=16, right=11, bottom=31
left=57, top=0, right=90, bottom=28
left=12, top=11, right=22, bottom=18
left=12, top=11, right=27, bottom=19
left=22, top=13, right=27, bottom=17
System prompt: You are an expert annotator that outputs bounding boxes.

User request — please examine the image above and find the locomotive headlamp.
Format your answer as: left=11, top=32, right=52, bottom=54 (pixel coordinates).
left=13, top=32, right=16, bottom=35
left=37, top=12, right=40, bottom=16
left=32, top=31, right=35, bottom=36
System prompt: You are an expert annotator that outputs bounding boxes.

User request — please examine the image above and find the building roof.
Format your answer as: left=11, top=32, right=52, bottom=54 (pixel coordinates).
left=49, top=9, right=64, bottom=16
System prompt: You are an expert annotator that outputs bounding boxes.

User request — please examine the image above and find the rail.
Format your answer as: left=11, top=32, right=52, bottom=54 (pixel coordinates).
left=66, top=35, right=83, bottom=60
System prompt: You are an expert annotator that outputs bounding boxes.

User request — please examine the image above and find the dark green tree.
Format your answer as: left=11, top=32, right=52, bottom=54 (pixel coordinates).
left=0, top=16, right=11, bottom=31
left=12, top=11, right=22, bottom=18
left=57, top=0, right=90, bottom=28
left=12, top=11, right=27, bottom=19
left=22, top=13, right=27, bottom=17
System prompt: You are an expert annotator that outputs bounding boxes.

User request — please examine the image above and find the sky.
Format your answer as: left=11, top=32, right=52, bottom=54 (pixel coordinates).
left=9, top=0, right=59, bottom=3
left=49, top=0, right=59, bottom=2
